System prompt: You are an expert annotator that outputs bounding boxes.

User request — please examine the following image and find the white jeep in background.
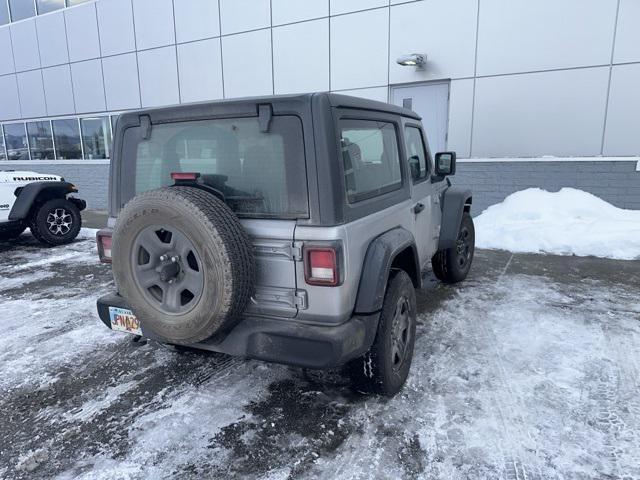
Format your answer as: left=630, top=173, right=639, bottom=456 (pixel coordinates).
left=0, top=171, right=86, bottom=245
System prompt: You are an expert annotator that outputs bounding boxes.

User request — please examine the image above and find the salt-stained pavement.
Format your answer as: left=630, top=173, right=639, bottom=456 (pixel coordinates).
left=1, top=232, right=639, bottom=479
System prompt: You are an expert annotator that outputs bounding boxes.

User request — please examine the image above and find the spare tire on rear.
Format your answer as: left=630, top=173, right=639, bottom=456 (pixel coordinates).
left=112, top=186, right=254, bottom=344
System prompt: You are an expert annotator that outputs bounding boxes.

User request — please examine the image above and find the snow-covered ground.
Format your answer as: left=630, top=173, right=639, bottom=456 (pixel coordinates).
left=1, top=231, right=639, bottom=479
left=475, top=188, right=640, bottom=260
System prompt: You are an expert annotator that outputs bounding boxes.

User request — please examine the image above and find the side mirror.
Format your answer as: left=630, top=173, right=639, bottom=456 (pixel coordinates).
left=434, top=151, right=456, bottom=176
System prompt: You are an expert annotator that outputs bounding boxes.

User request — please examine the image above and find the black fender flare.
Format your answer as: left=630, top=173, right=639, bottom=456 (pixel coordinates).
left=354, top=227, right=420, bottom=314
left=438, top=186, right=472, bottom=250
left=8, top=181, right=79, bottom=221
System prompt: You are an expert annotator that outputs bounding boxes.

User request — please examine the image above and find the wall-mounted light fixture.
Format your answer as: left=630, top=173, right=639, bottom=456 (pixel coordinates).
left=396, top=53, right=427, bottom=67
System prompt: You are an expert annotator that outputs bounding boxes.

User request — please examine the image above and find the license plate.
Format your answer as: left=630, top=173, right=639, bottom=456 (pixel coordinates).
left=109, top=307, right=142, bottom=335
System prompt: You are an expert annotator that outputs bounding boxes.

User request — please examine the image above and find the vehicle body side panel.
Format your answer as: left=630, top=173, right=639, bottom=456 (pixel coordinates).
left=294, top=199, right=414, bottom=325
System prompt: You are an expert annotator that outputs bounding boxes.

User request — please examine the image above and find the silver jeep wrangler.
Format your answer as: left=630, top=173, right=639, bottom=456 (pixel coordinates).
left=96, top=93, right=474, bottom=396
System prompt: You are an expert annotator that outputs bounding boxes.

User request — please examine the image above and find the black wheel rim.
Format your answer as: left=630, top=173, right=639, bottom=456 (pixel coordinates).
left=391, top=296, right=412, bottom=371
left=455, top=226, right=472, bottom=268
left=46, top=208, right=73, bottom=236
left=131, top=225, right=204, bottom=315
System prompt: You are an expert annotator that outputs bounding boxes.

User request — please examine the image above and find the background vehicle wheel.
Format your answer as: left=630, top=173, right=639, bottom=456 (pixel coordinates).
left=348, top=270, right=417, bottom=396
left=0, top=224, right=26, bottom=241
left=432, top=212, right=475, bottom=284
left=29, top=198, right=82, bottom=246
left=112, top=186, right=254, bottom=345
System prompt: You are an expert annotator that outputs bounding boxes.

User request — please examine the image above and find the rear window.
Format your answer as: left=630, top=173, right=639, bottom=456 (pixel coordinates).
left=123, top=116, right=308, bottom=218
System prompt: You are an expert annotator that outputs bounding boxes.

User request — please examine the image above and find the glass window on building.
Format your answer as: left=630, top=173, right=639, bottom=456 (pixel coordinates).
left=4, top=123, right=30, bottom=160
left=52, top=119, right=81, bottom=159
left=0, top=0, right=10, bottom=26
left=27, top=121, right=55, bottom=159
left=0, top=126, right=6, bottom=161
left=9, top=0, right=36, bottom=21
left=65, top=0, right=90, bottom=6
left=36, top=0, right=65, bottom=15
left=81, top=117, right=112, bottom=159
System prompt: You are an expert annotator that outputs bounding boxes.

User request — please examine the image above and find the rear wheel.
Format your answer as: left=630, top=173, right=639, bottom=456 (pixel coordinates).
left=348, top=270, right=417, bottom=396
left=30, top=198, right=82, bottom=246
left=432, top=212, right=475, bottom=284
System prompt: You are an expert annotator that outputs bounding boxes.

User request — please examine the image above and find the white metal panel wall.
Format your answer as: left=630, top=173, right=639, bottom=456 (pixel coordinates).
left=0, top=0, right=638, bottom=159
left=71, top=59, right=105, bottom=112
left=42, top=65, right=75, bottom=115
left=389, top=0, right=477, bottom=84
left=0, top=27, right=15, bottom=75
left=603, top=63, right=640, bottom=156
left=477, top=0, right=617, bottom=76
left=273, top=19, right=329, bottom=94
left=472, top=67, right=610, bottom=157
left=177, top=38, right=223, bottom=103
left=0, top=75, right=20, bottom=120
left=447, top=79, right=474, bottom=158
left=132, top=0, right=175, bottom=50
left=272, top=0, right=328, bottom=25
left=137, top=46, right=179, bottom=108
left=614, top=0, right=640, bottom=64
left=65, top=3, right=101, bottom=62
left=101, top=52, right=140, bottom=110
left=219, top=0, right=270, bottom=35
left=17, top=70, right=46, bottom=118
left=222, top=29, right=272, bottom=98
left=10, top=20, right=40, bottom=72
left=97, top=0, right=136, bottom=57
left=174, top=0, right=220, bottom=43
left=330, top=8, right=388, bottom=91
left=36, top=12, right=69, bottom=68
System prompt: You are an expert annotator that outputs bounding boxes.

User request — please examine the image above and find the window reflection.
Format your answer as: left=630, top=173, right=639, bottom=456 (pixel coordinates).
left=4, top=123, right=30, bottom=160
left=27, top=121, right=55, bottom=159
left=81, top=117, right=111, bottom=159
left=8, top=0, right=36, bottom=21
left=0, top=1, right=10, bottom=26
left=52, top=119, right=82, bottom=159
left=0, top=126, right=6, bottom=161
left=65, top=0, right=90, bottom=6
left=36, top=0, right=65, bottom=15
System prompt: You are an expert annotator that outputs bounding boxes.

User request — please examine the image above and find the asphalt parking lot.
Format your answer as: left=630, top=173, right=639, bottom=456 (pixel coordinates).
left=0, top=231, right=639, bottom=479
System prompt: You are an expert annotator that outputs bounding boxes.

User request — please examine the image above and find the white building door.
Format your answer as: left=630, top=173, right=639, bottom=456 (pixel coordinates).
left=391, top=82, right=450, bottom=154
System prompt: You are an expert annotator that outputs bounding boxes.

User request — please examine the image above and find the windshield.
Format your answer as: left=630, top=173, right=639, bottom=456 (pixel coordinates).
left=122, top=115, right=308, bottom=218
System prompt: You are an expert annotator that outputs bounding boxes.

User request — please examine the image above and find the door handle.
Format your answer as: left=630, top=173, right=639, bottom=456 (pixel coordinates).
left=413, top=202, right=425, bottom=214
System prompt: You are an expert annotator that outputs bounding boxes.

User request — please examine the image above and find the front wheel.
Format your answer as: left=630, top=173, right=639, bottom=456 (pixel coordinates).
left=29, top=198, right=82, bottom=246
left=348, top=270, right=417, bottom=396
left=432, top=211, right=475, bottom=284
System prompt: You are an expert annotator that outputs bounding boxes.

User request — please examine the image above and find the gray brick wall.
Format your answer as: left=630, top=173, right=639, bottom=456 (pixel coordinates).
left=453, top=160, right=640, bottom=214
left=4, top=160, right=639, bottom=215
left=3, top=163, right=111, bottom=210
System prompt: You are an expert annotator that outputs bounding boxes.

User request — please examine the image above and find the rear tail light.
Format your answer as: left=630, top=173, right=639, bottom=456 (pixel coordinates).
left=304, top=247, right=339, bottom=286
left=171, top=172, right=200, bottom=181
left=97, top=229, right=113, bottom=264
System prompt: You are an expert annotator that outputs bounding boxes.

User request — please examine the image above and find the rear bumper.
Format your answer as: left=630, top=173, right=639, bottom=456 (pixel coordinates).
left=97, top=292, right=379, bottom=369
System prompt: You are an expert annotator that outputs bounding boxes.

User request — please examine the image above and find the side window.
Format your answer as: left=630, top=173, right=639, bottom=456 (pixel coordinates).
left=404, top=126, right=429, bottom=182
left=340, top=119, right=402, bottom=203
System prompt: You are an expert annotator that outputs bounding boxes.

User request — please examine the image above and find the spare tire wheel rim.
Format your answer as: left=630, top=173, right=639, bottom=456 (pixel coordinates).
left=131, top=225, right=205, bottom=315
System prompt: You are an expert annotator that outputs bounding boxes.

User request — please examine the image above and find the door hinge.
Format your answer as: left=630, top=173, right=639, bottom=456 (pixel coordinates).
left=291, top=242, right=303, bottom=261
left=294, top=290, right=308, bottom=309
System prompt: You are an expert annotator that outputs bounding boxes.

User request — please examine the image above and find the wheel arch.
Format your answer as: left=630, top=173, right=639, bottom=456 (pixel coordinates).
left=8, top=182, right=81, bottom=221
left=354, top=227, right=420, bottom=315
left=438, top=186, right=472, bottom=250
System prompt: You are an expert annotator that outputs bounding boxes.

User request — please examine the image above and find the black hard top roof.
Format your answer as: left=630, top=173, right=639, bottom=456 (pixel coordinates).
left=118, top=92, right=421, bottom=122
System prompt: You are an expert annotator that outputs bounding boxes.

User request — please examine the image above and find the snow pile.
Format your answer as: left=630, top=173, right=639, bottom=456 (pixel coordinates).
left=475, top=188, right=640, bottom=260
